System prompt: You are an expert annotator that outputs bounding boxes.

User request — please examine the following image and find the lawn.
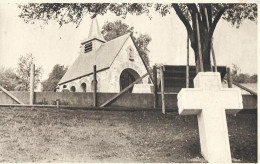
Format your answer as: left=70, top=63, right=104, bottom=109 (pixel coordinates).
left=0, top=107, right=257, bottom=163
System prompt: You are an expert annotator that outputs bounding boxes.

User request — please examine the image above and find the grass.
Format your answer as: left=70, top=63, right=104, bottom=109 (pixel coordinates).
left=0, top=107, right=257, bottom=163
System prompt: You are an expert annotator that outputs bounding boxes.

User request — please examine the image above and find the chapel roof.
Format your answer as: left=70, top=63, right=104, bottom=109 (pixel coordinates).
left=58, top=33, right=131, bottom=85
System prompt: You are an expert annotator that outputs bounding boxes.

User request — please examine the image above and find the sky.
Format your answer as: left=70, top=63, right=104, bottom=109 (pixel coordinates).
left=0, top=3, right=258, bottom=81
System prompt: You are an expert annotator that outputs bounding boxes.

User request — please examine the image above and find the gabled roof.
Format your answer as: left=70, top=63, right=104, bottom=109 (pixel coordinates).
left=58, top=33, right=131, bottom=85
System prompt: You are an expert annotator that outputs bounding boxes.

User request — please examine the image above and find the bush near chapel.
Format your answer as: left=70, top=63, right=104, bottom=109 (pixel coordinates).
left=42, top=64, right=68, bottom=91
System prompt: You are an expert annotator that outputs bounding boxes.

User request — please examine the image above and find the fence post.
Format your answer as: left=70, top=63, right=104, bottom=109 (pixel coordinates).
left=30, top=64, right=35, bottom=105
left=56, top=99, right=60, bottom=108
left=160, top=66, right=165, bottom=114
left=153, top=66, right=158, bottom=108
left=227, top=67, right=232, bottom=88
left=42, top=98, right=46, bottom=105
left=93, top=65, right=97, bottom=107
left=186, top=34, right=190, bottom=88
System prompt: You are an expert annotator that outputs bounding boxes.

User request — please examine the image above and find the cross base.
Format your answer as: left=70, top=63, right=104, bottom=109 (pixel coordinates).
left=198, top=107, right=231, bottom=163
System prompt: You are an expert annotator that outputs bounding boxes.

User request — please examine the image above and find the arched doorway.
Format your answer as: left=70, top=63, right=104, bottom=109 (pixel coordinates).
left=120, top=68, right=141, bottom=93
left=81, top=83, right=86, bottom=92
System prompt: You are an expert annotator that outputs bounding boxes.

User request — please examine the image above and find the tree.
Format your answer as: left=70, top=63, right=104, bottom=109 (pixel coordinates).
left=42, top=64, right=68, bottom=91
left=249, top=74, right=257, bottom=83
left=101, top=20, right=152, bottom=66
left=16, top=53, right=43, bottom=91
left=18, top=3, right=257, bottom=73
left=231, top=64, right=257, bottom=83
left=0, top=67, right=20, bottom=91
left=155, top=4, right=257, bottom=72
left=102, top=20, right=134, bottom=41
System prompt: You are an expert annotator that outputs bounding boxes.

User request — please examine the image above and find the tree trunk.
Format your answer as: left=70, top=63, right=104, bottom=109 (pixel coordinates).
left=200, top=32, right=212, bottom=72
left=192, top=38, right=212, bottom=72
left=190, top=18, right=212, bottom=73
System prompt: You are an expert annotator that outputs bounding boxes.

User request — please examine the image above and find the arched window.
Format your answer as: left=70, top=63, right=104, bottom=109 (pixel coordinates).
left=81, top=83, right=86, bottom=92
left=70, top=86, right=76, bottom=92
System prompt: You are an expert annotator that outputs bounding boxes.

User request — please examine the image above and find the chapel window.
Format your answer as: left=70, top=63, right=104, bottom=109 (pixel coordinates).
left=70, top=86, right=76, bottom=92
left=81, top=83, right=86, bottom=92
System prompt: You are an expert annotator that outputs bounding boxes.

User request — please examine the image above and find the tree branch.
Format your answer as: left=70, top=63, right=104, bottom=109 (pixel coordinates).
left=91, top=3, right=110, bottom=18
left=209, top=5, right=232, bottom=38
left=199, top=4, right=208, bottom=30
left=205, top=4, right=212, bottom=27
left=187, top=4, right=199, bottom=14
left=187, top=4, right=201, bottom=29
left=172, top=4, right=193, bottom=39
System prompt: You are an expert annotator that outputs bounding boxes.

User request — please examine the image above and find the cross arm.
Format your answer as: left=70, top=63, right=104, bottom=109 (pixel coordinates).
left=220, top=88, right=243, bottom=114
left=177, top=88, right=203, bottom=115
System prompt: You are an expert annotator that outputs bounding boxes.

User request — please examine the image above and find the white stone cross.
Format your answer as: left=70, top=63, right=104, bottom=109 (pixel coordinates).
left=177, top=72, right=243, bottom=163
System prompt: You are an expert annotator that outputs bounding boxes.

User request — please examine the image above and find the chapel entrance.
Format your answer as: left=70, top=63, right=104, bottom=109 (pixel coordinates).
left=120, top=68, right=141, bottom=93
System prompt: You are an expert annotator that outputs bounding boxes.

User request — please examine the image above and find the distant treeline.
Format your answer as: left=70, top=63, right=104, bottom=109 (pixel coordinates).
left=231, top=64, right=257, bottom=83
left=232, top=73, right=257, bottom=83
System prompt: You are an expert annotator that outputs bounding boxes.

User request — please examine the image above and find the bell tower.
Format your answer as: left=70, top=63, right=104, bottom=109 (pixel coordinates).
left=81, top=17, right=106, bottom=53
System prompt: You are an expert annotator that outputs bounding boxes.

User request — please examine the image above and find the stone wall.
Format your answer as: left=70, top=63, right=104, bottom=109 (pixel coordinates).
left=0, top=91, right=175, bottom=109
left=0, top=91, right=257, bottom=111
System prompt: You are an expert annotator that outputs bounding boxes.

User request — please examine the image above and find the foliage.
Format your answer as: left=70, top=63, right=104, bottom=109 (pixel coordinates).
left=18, top=3, right=257, bottom=72
left=18, top=4, right=152, bottom=27
left=16, top=53, right=43, bottom=91
left=249, top=74, right=257, bottom=83
left=134, top=34, right=152, bottom=67
left=101, top=20, right=152, bottom=66
left=0, top=54, right=43, bottom=91
left=101, top=20, right=134, bottom=41
left=42, top=64, right=68, bottom=91
left=231, top=64, right=257, bottom=83
left=0, top=67, right=20, bottom=91
left=155, top=4, right=257, bottom=27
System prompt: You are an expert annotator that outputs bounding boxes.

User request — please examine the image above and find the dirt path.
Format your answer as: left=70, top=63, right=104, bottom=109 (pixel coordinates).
left=0, top=107, right=257, bottom=162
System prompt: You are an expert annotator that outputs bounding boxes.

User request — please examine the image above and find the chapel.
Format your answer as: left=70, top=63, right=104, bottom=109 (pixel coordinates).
left=57, top=18, right=150, bottom=93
